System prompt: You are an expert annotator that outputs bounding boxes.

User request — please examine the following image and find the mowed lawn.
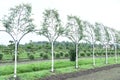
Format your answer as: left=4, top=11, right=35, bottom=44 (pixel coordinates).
left=0, top=57, right=120, bottom=80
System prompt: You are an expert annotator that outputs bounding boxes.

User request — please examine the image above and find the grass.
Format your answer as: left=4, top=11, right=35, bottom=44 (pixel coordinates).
left=0, top=60, right=75, bottom=75
left=0, top=57, right=120, bottom=80
left=2, top=54, right=12, bottom=60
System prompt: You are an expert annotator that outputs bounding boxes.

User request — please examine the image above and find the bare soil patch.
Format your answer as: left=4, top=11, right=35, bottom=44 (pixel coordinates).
left=40, top=64, right=120, bottom=80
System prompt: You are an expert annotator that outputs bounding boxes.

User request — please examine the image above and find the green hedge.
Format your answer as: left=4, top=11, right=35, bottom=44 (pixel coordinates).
left=0, top=53, right=3, bottom=60
left=28, top=54, right=35, bottom=60
left=69, top=49, right=76, bottom=61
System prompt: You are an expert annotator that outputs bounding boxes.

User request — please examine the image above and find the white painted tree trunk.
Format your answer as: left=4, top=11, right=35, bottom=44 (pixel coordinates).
left=114, top=44, right=117, bottom=63
left=92, top=43, right=95, bottom=66
left=51, top=42, right=54, bottom=72
left=75, top=43, right=78, bottom=68
left=105, top=45, right=108, bottom=64
left=14, top=40, right=18, bottom=78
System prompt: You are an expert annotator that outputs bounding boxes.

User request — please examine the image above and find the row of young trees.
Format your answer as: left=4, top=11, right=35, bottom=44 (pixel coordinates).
left=0, top=4, right=120, bottom=78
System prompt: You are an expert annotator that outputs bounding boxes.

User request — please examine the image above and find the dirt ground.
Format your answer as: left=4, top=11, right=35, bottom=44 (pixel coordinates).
left=40, top=64, right=120, bottom=80
left=66, top=67, right=120, bottom=80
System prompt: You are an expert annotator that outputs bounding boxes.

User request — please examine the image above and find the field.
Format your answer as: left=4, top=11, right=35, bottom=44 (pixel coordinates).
left=0, top=42, right=120, bottom=80
left=0, top=2, right=120, bottom=80
left=0, top=57, right=120, bottom=80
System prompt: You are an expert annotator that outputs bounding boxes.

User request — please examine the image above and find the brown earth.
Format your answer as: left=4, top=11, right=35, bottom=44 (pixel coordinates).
left=39, top=64, right=120, bottom=80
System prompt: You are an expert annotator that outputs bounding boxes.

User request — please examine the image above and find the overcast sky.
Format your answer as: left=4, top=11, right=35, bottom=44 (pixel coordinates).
left=0, top=0, right=120, bottom=45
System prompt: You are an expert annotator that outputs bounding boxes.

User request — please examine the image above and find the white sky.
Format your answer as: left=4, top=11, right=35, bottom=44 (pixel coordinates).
left=0, top=0, right=120, bottom=45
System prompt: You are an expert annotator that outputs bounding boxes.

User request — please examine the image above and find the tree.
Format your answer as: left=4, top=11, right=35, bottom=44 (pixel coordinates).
left=95, top=23, right=110, bottom=64
left=39, top=9, right=64, bottom=72
left=1, top=4, right=35, bottom=78
left=104, top=26, right=111, bottom=64
left=95, top=23, right=105, bottom=56
left=66, top=15, right=83, bottom=68
left=94, top=23, right=101, bottom=43
left=83, top=21, right=96, bottom=66
left=109, top=28, right=120, bottom=63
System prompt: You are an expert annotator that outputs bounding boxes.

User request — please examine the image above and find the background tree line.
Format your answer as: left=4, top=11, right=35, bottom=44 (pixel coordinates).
left=0, top=41, right=120, bottom=60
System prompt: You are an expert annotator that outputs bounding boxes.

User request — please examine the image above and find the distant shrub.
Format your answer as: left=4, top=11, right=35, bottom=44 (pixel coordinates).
left=111, top=51, right=114, bottom=55
left=69, top=49, right=76, bottom=61
left=29, top=54, right=35, bottom=60
left=65, top=53, right=69, bottom=58
left=60, top=52, right=64, bottom=56
left=55, top=53, right=60, bottom=58
left=80, top=53, right=85, bottom=57
left=0, top=53, right=3, bottom=60
left=27, top=52, right=32, bottom=56
left=43, top=54, right=49, bottom=59
left=40, top=53, right=43, bottom=57
left=83, top=50, right=86, bottom=53
left=86, top=53, right=91, bottom=56
left=103, top=52, right=105, bottom=55
left=94, top=53, right=98, bottom=56
left=118, top=52, right=120, bottom=55
left=96, top=52, right=100, bottom=56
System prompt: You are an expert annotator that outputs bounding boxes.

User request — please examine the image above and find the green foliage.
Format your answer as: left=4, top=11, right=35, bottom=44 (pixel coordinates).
left=55, top=53, right=60, bottom=58
left=27, top=52, right=30, bottom=56
left=64, top=53, right=69, bottom=58
left=40, top=52, right=43, bottom=57
left=1, top=41, right=120, bottom=61
left=40, top=9, right=63, bottom=41
left=43, top=54, right=49, bottom=59
left=0, top=65, right=14, bottom=75
left=110, top=51, right=114, bottom=55
left=66, top=15, right=83, bottom=43
left=2, top=4, right=35, bottom=33
left=0, top=53, right=3, bottom=60
left=80, top=53, right=85, bottom=57
left=28, top=54, right=35, bottom=60
left=69, top=49, right=76, bottom=61
left=94, top=23, right=102, bottom=41
left=86, top=52, right=91, bottom=56
left=60, top=52, right=64, bottom=56
left=2, top=54, right=12, bottom=60
left=79, top=50, right=86, bottom=57
left=18, top=52, right=28, bottom=59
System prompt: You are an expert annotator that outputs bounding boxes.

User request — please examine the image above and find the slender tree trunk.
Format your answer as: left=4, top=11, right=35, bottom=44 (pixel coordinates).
left=114, top=44, right=117, bottom=63
left=51, top=41, right=54, bottom=72
left=105, top=45, right=108, bottom=64
left=75, top=43, right=78, bottom=69
left=92, top=43, right=95, bottom=66
left=14, top=40, right=18, bottom=78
